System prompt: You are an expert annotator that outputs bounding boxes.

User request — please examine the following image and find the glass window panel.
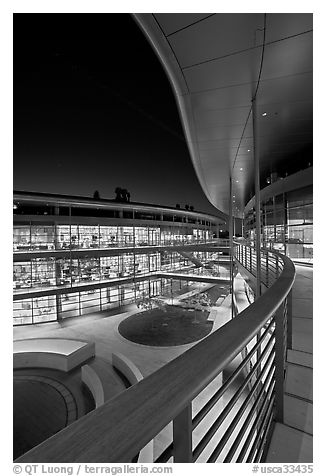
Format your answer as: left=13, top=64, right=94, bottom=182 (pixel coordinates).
left=304, top=204, right=313, bottom=223
left=70, top=225, right=79, bottom=249
left=13, top=226, right=31, bottom=251
left=120, top=284, right=134, bottom=304
left=13, top=262, right=31, bottom=290
left=70, top=259, right=80, bottom=284
left=100, top=256, right=119, bottom=279
left=80, top=289, right=101, bottom=315
left=79, top=257, right=100, bottom=282
left=288, top=224, right=313, bottom=244
left=120, top=253, right=134, bottom=277
left=148, top=227, right=160, bottom=245
left=56, top=258, right=72, bottom=286
left=31, top=225, right=55, bottom=250
left=13, top=299, right=33, bottom=325
left=148, top=253, right=160, bottom=272
left=134, top=281, right=149, bottom=299
left=135, top=254, right=149, bottom=274
left=78, top=225, right=99, bottom=249
left=31, top=258, right=56, bottom=288
left=149, top=279, right=161, bottom=297
left=100, top=226, right=118, bottom=248
left=135, top=227, right=148, bottom=246
left=100, top=287, right=120, bottom=310
left=119, top=227, right=134, bottom=247
left=288, top=207, right=304, bottom=225
left=32, top=296, right=57, bottom=323
left=287, top=185, right=313, bottom=207
left=57, top=225, right=71, bottom=249
left=60, top=293, right=79, bottom=318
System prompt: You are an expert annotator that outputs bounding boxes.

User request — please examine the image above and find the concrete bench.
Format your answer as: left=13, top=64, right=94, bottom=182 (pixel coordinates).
left=13, top=338, right=95, bottom=372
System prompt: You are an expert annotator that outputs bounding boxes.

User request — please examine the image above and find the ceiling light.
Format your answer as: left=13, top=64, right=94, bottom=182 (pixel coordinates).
left=247, top=149, right=250, bottom=152
left=240, top=168, right=243, bottom=171
left=236, top=180, right=239, bottom=183
left=262, top=112, right=267, bottom=116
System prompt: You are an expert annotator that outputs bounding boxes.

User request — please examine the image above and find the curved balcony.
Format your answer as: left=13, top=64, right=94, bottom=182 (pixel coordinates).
left=16, top=243, right=295, bottom=463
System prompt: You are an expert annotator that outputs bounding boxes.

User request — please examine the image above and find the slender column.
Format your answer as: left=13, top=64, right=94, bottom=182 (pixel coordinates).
left=273, top=196, right=277, bottom=245
left=173, top=404, right=193, bottom=462
left=229, top=176, right=234, bottom=319
left=286, top=290, right=293, bottom=350
left=69, top=206, right=72, bottom=288
left=283, top=192, right=287, bottom=256
left=252, top=97, right=262, bottom=298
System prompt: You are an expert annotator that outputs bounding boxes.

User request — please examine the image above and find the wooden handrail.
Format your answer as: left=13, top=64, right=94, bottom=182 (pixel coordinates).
left=16, top=251, right=295, bottom=463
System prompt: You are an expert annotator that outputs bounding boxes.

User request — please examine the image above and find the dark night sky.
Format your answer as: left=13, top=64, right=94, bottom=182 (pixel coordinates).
left=14, top=13, right=219, bottom=216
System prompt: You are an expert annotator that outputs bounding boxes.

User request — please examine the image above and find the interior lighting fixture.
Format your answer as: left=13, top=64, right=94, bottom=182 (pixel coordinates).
left=262, top=112, right=267, bottom=116
left=236, top=180, right=239, bottom=183
left=240, top=168, right=243, bottom=171
left=247, top=149, right=250, bottom=152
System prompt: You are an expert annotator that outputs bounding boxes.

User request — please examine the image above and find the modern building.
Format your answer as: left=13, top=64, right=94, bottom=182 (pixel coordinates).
left=14, top=13, right=313, bottom=464
left=13, top=191, right=227, bottom=325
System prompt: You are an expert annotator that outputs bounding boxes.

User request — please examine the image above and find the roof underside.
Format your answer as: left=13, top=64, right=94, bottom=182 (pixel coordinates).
left=134, top=13, right=313, bottom=217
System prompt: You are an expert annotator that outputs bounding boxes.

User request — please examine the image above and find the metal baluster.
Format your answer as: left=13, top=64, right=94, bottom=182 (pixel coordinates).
left=274, top=303, right=286, bottom=422
left=286, top=290, right=293, bottom=351
left=173, top=403, right=193, bottom=462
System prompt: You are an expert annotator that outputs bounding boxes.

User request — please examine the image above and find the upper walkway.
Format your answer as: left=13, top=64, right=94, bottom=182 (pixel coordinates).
left=266, top=264, right=313, bottom=462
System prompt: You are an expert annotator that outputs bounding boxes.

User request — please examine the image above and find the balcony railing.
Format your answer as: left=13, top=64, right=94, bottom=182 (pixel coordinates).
left=16, top=242, right=295, bottom=463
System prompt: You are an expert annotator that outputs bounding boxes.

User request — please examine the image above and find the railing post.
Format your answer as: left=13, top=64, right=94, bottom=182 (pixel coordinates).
left=266, top=252, right=269, bottom=287
left=228, top=176, right=234, bottom=319
left=274, top=303, right=286, bottom=423
left=173, top=403, right=193, bottom=462
left=286, top=290, right=293, bottom=350
left=275, top=255, right=279, bottom=278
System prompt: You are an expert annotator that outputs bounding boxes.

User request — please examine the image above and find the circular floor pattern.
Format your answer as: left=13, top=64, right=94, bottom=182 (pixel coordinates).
left=118, top=305, right=212, bottom=346
left=13, top=377, right=75, bottom=459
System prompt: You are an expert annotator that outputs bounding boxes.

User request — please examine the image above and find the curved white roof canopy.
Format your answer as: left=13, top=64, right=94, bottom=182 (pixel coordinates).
left=133, top=14, right=312, bottom=217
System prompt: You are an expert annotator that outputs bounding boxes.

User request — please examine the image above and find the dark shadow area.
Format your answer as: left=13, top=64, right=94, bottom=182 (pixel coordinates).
left=13, top=379, right=68, bottom=459
left=118, top=305, right=212, bottom=346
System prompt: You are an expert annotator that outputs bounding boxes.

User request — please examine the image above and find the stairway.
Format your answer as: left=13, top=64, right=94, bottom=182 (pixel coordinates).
left=177, top=250, right=204, bottom=268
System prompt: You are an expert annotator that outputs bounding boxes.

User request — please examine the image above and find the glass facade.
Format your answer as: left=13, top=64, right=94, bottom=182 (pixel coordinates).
left=13, top=279, right=166, bottom=326
left=13, top=198, right=221, bottom=325
left=14, top=276, right=221, bottom=326
left=13, top=224, right=213, bottom=252
left=244, top=185, right=313, bottom=261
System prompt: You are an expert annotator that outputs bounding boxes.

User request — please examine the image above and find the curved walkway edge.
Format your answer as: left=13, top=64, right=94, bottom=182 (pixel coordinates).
left=266, top=265, right=313, bottom=462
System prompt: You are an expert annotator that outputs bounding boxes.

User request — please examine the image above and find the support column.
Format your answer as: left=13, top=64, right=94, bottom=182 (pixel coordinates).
left=229, top=176, right=234, bottom=319
left=252, top=97, right=262, bottom=298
